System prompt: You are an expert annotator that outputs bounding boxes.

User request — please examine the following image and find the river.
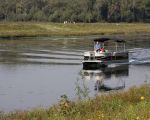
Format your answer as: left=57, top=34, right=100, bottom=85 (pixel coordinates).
left=0, top=34, right=150, bottom=112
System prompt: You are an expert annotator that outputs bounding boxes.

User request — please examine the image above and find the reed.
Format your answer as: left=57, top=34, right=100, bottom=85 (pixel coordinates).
left=0, top=22, right=150, bottom=37
left=1, top=84, right=150, bottom=120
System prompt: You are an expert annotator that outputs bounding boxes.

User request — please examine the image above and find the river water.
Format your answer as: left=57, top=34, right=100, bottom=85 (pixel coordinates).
left=0, top=34, right=150, bottom=112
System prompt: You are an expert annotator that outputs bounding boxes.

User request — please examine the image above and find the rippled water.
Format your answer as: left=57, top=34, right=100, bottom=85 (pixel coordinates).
left=0, top=34, right=150, bottom=112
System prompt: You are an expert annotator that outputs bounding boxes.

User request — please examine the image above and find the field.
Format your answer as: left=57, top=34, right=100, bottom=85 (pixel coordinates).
left=0, top=22, right=150, bottom=37
left=1, top=84, right=150, bottom=120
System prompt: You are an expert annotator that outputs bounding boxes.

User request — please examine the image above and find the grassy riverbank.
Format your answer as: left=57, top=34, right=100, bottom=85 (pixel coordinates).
left=0, top=22, right=150, bottom=37
left=1, top=84, right=150, bottom=120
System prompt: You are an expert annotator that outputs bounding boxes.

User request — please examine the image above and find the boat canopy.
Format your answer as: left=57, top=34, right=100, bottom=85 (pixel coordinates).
left=94, top=38, right=125, bottom=43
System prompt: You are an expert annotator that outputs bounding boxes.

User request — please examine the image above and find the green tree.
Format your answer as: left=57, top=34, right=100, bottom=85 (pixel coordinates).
left=0, top=0, right=149, bottom=22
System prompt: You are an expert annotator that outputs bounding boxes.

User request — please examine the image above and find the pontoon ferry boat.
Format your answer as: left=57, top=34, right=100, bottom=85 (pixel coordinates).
left=82, top=38, right=129, bottom=69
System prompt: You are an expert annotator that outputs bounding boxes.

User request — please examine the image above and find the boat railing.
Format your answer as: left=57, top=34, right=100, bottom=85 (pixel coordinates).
left=104, top=46, right=127, bottom=52
left=84, top=51, right=96, bottom=60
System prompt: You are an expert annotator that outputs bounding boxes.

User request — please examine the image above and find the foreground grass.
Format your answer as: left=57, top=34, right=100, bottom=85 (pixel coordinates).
left=0, top=22, right=150, bottom=37
left=1, top=84, right=150, bottom=120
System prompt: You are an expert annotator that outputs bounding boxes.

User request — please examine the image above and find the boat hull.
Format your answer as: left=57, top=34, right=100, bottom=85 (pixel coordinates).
left=82, top=61, right=106, bottom=70
left=82, top=59, right=129, bottom=70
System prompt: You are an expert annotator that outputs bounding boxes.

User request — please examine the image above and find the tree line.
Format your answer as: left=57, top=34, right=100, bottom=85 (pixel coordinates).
left=0, top=0, right=150, bottom=22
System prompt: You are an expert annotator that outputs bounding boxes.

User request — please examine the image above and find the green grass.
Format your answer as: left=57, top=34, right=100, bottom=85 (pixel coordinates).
left=0, top=22, right=150, bottom=37
left=1, top=84, right=150, bottom=120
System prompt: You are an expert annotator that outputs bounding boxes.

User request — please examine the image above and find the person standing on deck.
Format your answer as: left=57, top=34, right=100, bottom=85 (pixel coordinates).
left=95, top=42, right=101, bottom=51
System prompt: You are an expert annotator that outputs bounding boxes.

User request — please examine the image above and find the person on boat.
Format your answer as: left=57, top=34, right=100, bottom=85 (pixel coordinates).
left=95, top=42, right=101, bottom=52
left=100, top=47, right=105, bottom=53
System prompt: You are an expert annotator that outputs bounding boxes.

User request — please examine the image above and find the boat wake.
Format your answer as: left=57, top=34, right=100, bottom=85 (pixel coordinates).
left=0, top=48, right=83, bottom=65
left=129, top=48, right=150, bottom=65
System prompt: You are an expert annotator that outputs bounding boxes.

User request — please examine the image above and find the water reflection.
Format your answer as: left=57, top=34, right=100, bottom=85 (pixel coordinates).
left=81, top=65, right=129, bottom=92
left=0, top=50, right=21, bottom=63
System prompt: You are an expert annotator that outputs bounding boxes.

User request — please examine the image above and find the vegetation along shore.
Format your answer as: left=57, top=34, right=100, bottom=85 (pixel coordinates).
left=0, top=22, right=150, bottom=38
left=0, top=84, right=150, bottom=120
